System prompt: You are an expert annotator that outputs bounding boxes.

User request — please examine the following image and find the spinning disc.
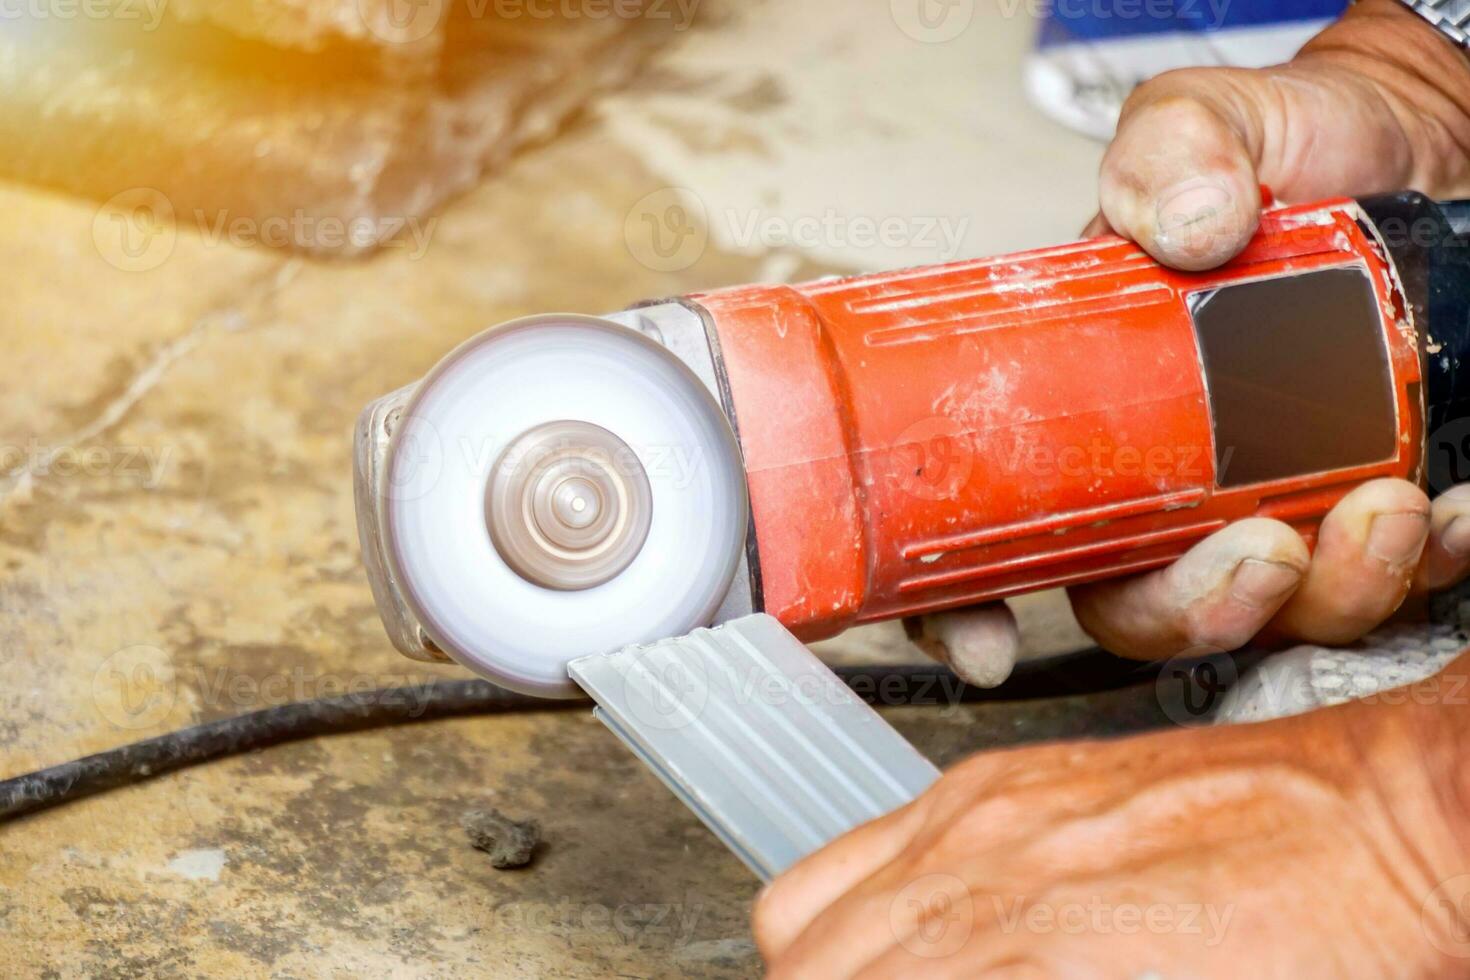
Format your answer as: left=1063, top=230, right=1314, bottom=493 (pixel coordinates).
left=382, top=315, right=749, bottom=698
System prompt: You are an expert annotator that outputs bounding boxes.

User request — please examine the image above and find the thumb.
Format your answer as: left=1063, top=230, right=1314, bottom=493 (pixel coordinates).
left=1098, top=82, right=1263, bottom=271
left=1099, top=0, right=1470, bottom=270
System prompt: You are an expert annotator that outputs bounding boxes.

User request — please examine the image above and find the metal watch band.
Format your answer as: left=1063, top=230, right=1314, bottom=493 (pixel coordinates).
left=1401, top=0, right=1470, bottom=48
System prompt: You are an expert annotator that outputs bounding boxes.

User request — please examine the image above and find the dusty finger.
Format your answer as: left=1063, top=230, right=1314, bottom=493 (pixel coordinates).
left=1099, top=82, right=1263, bottom=270
left=1069, top=518, right=1309, bottom=660
left=753, top=800, right=929, bottom=963
left=1415, top=484, right=1470, bottom=592
left=1270, top=479, right=1429, bottom=644
left=908, top=603, right=1021, bottom=688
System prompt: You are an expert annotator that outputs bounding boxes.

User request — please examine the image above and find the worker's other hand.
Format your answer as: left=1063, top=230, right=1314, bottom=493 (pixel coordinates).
left=915, top=0, right=1470, bottom=681
left=755, top=677, right=1470, bottom=976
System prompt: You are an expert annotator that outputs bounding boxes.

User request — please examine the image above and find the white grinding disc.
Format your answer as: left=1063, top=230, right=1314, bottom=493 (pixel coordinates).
left=383, top=315, right=749, bottom=698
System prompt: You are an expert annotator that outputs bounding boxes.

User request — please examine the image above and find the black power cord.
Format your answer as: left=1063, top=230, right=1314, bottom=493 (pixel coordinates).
left=0, top=653, right=1163, bottom=824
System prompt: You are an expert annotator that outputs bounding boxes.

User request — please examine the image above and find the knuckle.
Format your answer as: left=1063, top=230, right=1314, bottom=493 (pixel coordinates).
left=1344, top=476, right=1430, bottom=514
left=1282, top=593, right=1396, bottom=646
left=750, top=889, right=785, bottom=953
left=1182, top=612, right=1249, bottom=656
left=1120, top=85, right=1222, bottom=135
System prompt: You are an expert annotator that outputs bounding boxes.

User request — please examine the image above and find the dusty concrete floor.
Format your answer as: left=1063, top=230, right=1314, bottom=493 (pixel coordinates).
left=0, top=3, right=1169, bottom=976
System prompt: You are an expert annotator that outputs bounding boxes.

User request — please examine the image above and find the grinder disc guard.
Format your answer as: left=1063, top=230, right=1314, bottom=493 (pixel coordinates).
left=381, top=315, right=749, bottom=698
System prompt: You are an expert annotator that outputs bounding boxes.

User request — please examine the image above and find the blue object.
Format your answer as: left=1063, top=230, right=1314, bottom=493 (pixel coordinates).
left=1037, top=0, right=1347, bottom=44
left=1025, top=0, right=1349, bottom=140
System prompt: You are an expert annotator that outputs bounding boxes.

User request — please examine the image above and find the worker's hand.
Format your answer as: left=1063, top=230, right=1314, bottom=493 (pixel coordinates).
left=755, top=666, right=1470, bottom=976
left=914, top=0, right=1470, bottom=684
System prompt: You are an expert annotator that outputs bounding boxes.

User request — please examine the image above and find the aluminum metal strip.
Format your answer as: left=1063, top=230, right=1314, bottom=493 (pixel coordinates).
left=568, top=614, right=940, bottom=881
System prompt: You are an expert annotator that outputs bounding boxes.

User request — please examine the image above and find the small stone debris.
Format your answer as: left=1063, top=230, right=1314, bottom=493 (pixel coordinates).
left=461, top=808, right=541, bottom=869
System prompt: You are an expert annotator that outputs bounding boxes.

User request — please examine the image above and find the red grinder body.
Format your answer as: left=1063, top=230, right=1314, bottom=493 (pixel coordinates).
left=690, top=196, right=1451, bottom=642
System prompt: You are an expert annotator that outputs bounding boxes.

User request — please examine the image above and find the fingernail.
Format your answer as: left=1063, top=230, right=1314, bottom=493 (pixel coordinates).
left=1367, top=511, right=1430, bottom=566
left=932, top=614, right=1018, bottom=689
left=1153, top=178, right=1240, bottom=266
left=1230, top=558, right=1301, bottom=607
left=1442, top=515, right=1470, bottom=558
left=946, top=640, right=1017, bottom=690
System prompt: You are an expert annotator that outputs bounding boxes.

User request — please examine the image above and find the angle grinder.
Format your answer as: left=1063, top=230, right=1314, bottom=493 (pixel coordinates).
left=356, top=192, right=1470, bottom=698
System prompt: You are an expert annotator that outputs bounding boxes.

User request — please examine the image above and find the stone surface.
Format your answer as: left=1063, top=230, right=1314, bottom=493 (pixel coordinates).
left=2, top=10, right=669, bottom=256
left=0, top=2, right=1159, bottom=976
left=1216, top=595, right=1470, bottom=725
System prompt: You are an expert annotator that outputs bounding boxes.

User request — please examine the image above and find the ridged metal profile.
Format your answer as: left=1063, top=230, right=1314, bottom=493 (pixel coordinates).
left=1402, top=0, right=1470, bottom=47
left=568, top=614, right=940, bottom=881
